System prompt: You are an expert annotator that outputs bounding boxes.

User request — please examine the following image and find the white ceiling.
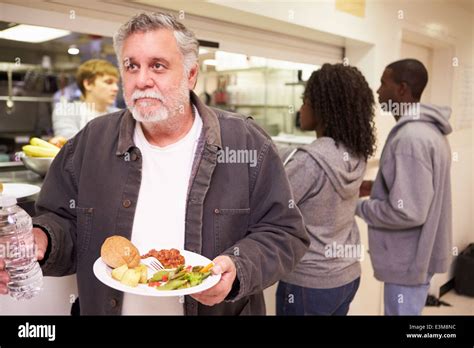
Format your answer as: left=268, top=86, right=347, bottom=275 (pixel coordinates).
left=0, top=0, right=347, bottom=46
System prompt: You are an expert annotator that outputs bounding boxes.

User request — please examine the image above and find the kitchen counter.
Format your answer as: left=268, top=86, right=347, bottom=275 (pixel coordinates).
left=0, top=168, right=43, bottom=186
left=271, top=133, right=315, bottom=146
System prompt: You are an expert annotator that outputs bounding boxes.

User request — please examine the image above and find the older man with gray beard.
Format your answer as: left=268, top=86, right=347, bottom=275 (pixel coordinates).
left=0, top=12, right=309, bottom=315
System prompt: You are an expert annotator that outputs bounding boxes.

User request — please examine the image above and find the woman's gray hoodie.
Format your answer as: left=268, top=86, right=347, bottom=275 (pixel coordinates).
left=356, top=103, right=452, bottom=286
left=281, top=137, right=366, bottom=289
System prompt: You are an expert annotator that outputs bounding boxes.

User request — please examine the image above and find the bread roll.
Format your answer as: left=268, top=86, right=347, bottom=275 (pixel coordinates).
left=101, top=236, right=140, bottom=268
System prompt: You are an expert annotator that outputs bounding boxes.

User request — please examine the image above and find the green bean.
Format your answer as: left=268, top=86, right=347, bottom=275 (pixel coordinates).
left=156, top=279, right=188, bottom=290
left=192, top=266, right=204, bottom=272
left=170, top=269, right=187, bottom=280
left=153, top=266, right=212, bottom=291
left=149, top=270, right=170, bottom=282
left=177, top=282, right=191, bottom=290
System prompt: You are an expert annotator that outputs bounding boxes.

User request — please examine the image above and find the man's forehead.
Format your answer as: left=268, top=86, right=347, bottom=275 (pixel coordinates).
left=123, top=29, right=177, bottom=48
left=380, top=69, right=393, bottom=83
left=383, top=68, right=394, bottom=78
left=122, top=30, right=179, bottom=62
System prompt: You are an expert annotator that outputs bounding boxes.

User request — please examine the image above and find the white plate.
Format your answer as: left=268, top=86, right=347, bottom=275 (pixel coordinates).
left=93, top=249, right=221, bottom=297
left=1, top=183, right=40, bottom=199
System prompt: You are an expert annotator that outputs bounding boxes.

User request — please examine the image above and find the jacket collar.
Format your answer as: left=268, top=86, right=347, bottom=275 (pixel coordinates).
left=116, top=91, right=221, bottom=156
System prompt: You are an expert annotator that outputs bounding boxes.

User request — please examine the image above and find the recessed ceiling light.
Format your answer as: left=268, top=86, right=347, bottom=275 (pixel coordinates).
left=0, top=24, right=70, bottom=43
left=68, top=45, right=80, bottom=55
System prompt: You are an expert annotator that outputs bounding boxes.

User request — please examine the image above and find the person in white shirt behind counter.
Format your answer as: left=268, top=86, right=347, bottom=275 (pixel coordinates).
left=52, top=59, right=120, bottom=139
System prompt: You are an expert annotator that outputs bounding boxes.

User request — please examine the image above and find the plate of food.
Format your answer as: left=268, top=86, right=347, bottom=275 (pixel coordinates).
left=0, top=183, right=41, bottom=199
left=93, top=236, right=221, bottom=297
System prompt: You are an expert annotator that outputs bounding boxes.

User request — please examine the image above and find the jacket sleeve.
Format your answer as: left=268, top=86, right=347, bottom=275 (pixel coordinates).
left=222, top=138, right=310, bottom=302
left=356, top=153, right=434, bottom=230
left=33, top=139, right=78, bottom=276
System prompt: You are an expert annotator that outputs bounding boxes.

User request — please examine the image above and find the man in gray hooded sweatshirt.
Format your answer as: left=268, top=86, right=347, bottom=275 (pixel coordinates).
left=357, top=59, right=452, bottom=315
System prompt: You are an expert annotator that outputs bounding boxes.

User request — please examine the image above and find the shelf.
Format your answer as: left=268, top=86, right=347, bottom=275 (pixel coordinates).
left=0, top=96, right=53, bottom=102
left=0, top=62, right=41, bottom=72
left=272, top=134, right=315, bottom=145
left=201, top=66, right=291, bottom=75
left=0, top=161, right=26, bottom=173
left=284, top=82, right=306, bottom=86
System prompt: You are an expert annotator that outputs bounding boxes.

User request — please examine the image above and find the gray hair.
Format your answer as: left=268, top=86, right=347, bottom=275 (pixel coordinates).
left=113, top=12, right=199, bottom=76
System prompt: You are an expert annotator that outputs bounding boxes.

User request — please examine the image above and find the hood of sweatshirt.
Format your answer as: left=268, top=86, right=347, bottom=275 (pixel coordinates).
left=392, top=103, right=452, bottom=135
left=299, top=137, right=366, bottom=200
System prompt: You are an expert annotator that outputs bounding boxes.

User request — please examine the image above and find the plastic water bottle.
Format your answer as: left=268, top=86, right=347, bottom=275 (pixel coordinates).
left=0, top=194, right=43, bottom=300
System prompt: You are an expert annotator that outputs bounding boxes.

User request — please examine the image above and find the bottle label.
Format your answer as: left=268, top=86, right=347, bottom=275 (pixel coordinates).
left=0, top=236, right=36, bottom=265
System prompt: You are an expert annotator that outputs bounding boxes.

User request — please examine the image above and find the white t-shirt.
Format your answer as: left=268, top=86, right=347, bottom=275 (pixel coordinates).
left=122, top=107, right=202, bottom=315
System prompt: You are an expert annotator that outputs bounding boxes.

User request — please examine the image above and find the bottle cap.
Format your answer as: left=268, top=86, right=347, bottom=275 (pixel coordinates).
left=0, top=194, right=17, bottom=208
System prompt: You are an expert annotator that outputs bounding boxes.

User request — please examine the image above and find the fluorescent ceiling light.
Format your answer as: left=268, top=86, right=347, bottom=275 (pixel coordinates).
left=0, top=24, right=70, bottom=43
left=213, top=50, right=318, bottom=74
left=215, top=51, right=248, bottom=70
left=203, top=59, right=217, bottom=66
left=199, top=48, right=209, bottom=55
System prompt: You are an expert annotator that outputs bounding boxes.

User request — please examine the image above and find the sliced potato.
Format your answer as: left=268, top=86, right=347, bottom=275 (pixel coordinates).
left=134, top=264, right=148, bottom=284
left=111, top=264, right=128, bottom=281
left=121, top=268, right=141, bottom=287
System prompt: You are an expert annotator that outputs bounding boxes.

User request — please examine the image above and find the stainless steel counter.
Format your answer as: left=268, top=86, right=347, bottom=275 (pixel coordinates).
left=0, top=168, right=43, bottom=186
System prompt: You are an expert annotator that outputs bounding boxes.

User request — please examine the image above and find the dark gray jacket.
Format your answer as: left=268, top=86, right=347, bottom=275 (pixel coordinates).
left=33, top=92, right=309, bottom=315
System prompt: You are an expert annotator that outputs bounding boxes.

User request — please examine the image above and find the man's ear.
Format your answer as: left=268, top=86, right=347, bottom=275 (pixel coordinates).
left=398, top=81, right=410, bottom=98
left=187, top=63, right=199, bottom=90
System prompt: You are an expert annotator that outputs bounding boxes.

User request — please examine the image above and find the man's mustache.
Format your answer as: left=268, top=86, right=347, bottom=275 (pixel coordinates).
left=131, top=90, right=164, bottom=103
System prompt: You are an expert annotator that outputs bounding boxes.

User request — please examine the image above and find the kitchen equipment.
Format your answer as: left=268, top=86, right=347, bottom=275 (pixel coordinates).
left=18, top=152, right=53, bottom=177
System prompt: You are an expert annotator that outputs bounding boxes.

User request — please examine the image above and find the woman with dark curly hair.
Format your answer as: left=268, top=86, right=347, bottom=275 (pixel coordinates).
left=277, top=63, right=376, bottom=315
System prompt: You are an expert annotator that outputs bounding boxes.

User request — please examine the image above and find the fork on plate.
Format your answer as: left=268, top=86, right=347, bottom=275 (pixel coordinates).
left=142, top=257, right=165, bottom=272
